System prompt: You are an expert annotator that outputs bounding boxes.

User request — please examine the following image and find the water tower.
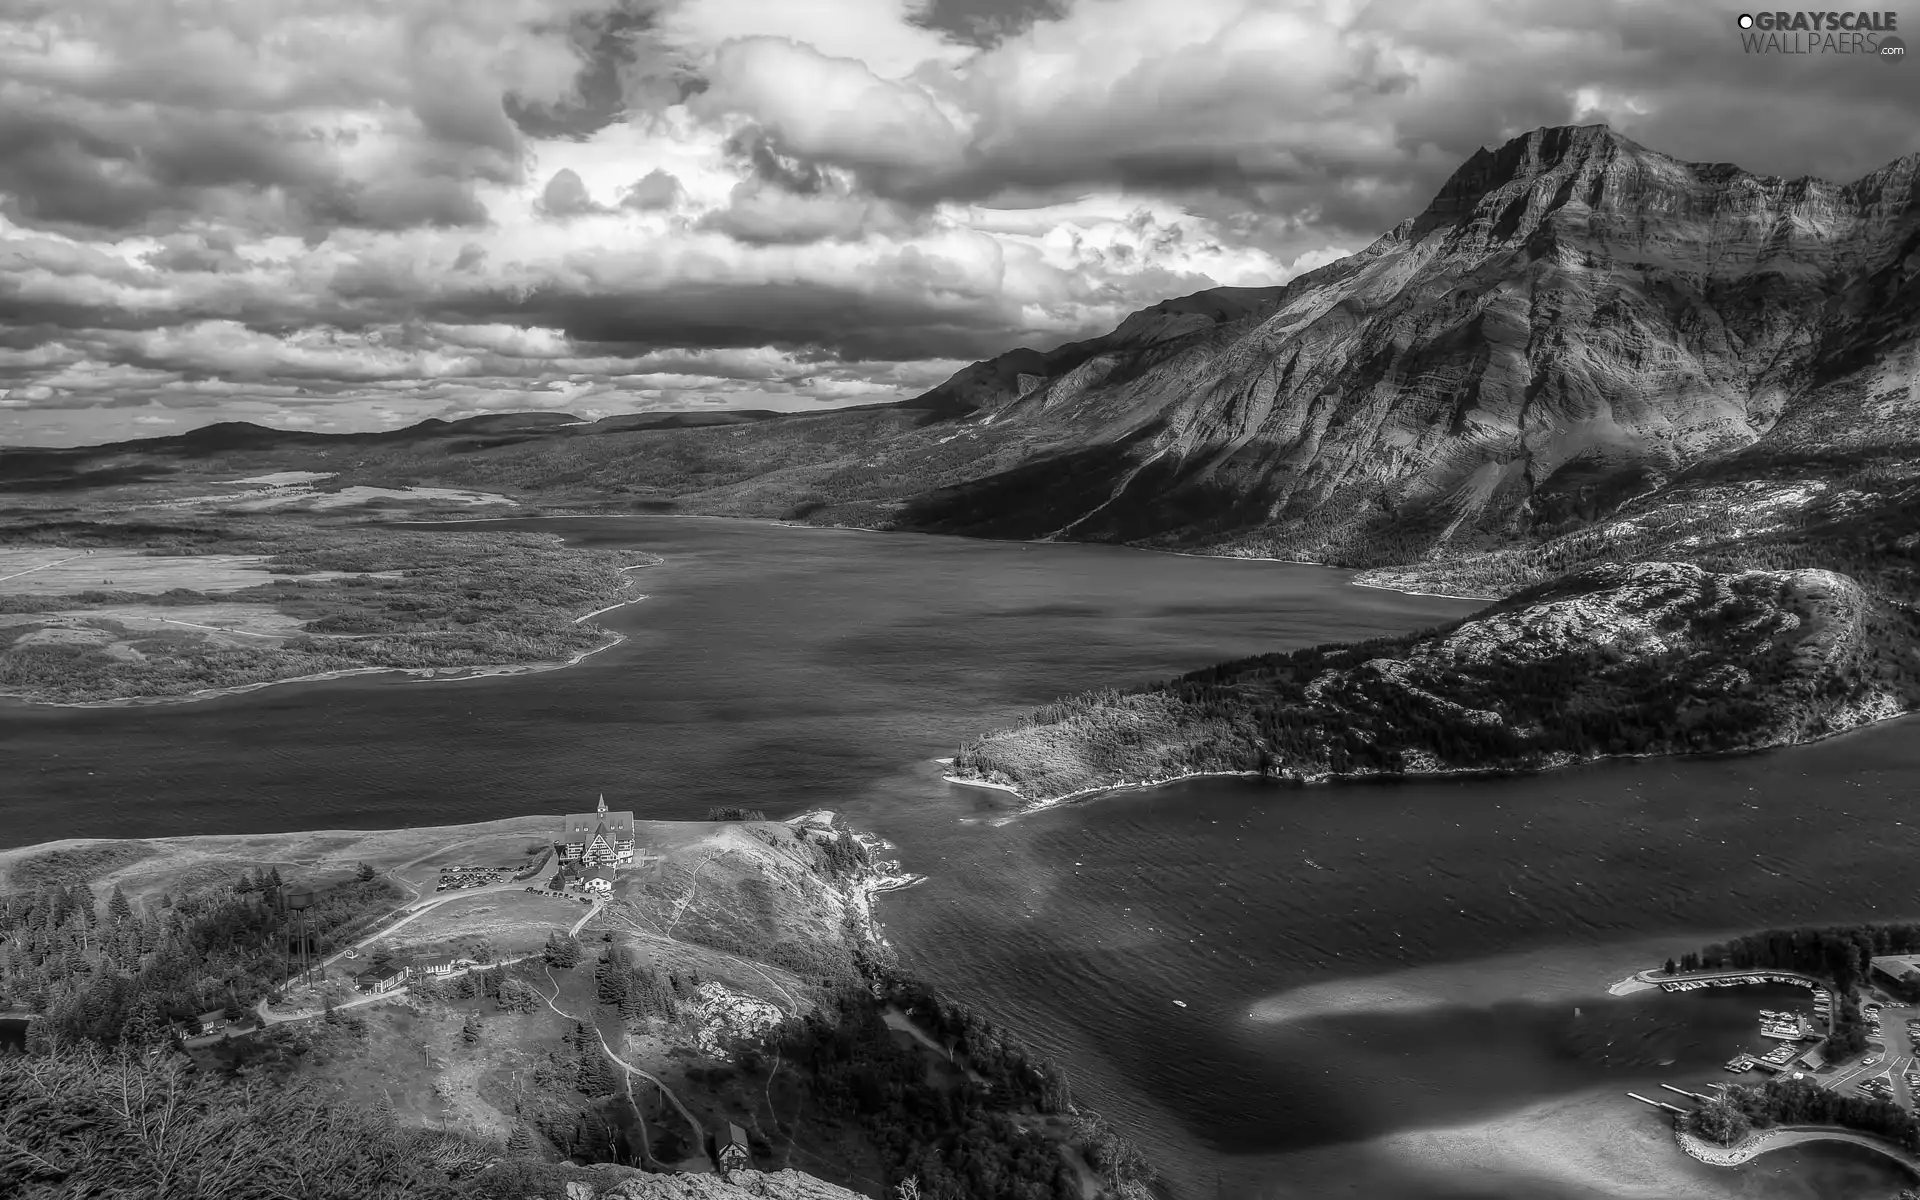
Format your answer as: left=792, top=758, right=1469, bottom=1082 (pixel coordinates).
left=282, top=886, right=316, bottom=987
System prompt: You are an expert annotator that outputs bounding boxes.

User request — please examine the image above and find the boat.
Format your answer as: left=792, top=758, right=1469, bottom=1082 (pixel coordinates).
left=1173, top=1000, right=1187, bottom=1008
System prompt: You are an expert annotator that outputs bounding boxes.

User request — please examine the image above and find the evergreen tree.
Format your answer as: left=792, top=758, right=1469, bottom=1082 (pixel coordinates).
left=542, top=933, right=582, bottom=968
left=506, top=1124, right=536, bottom=1157
left=461, top=1011, right=483, bottom=1045
left=595, top=948, right=631, bottom=1008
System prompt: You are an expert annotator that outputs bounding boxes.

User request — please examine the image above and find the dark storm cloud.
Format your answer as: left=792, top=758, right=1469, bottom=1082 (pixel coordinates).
left=909, top=0, right=1066, bottom=47
left=444, top=277, right=1029, bottom=362
left=725, top=128, right=832, bottom=195
left=0, top=105, right=318, bottom=233
left=504, top=3, right=652, bottom=139
left=695, top=181, right=900, bottom=245
left=618, top=168, right=684, bottom=210
left=143, top=234, right=249, bottom=275
left=692, top=0, right=1919, bottom=245
left=536, top=169, right=613, bottom=218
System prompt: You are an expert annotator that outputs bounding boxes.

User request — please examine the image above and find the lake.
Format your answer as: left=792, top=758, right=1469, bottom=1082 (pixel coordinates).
left=5, top=515, right=1917, bottom=1199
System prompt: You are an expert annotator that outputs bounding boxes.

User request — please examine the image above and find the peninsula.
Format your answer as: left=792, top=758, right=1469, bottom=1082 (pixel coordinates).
left=0, top=514, right=657, bottom=707
left=0, top=808, right=1152, bottom=1200
left=946, top=561, right=1920, bottom=807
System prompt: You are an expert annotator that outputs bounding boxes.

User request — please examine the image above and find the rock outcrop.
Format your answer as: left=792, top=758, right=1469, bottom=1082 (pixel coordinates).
left=573, top=1169, right=870, bottom=1200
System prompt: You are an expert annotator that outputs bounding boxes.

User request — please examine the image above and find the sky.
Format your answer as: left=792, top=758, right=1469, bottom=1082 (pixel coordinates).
left=2, top=0, right=1916, bottom=448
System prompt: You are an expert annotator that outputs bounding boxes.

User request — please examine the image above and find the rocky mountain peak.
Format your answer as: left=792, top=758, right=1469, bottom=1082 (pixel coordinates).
left=884, top=126, right=1920, bottom=565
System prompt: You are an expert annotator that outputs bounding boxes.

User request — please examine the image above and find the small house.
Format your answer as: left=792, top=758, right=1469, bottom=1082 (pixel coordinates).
left=716, top=1123, right=751, bottom=1173
left=417, top=957, right=458, bottom=976
left=583, top=865, right=616, bottom=893
left=355, top=967, right=407, bottom=994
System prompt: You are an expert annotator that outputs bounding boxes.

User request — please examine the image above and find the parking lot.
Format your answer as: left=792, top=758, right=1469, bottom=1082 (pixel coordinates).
left=435, top=864, right=513, bottom=892
left=1820, top=1001, right=1918, bottom=1107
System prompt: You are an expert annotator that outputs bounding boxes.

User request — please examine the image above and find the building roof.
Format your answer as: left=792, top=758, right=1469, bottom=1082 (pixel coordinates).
left=1871, top=954, right=1920, bottom=976
left=356, top=967, right=404, bottom=984
left=589, top=864, right=616, bottom=881
left=723, top=1122, right=749, bottom=1147
left=560, top=808, right=636, bottom=843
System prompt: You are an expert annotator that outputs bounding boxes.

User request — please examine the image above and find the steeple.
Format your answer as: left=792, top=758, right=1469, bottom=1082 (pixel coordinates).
left=597, top=793, right=607, bottom=814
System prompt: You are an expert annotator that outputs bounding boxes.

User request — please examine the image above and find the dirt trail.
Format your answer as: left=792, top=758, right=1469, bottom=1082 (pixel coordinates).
left=536, top=968, right=707, bottom=1153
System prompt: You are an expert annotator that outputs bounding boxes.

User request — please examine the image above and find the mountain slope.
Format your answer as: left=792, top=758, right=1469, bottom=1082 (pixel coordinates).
left=897, top=125, right=1920, bottom=561
left=15, top=123, right=1917, bottom=560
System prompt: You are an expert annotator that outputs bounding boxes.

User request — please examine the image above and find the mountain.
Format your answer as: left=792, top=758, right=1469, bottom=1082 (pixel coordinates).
left=908, top=124, right=1920, bottom=799
left=18, top=124, right=1919, bottom=558
left=13, top=124, right=1920, bottom=793
left=892, top=124, right=1920, bottom=559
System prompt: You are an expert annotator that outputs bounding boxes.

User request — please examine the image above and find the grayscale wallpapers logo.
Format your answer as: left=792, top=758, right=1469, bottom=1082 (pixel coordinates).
left=1735, top=11, right=1905, bottom=58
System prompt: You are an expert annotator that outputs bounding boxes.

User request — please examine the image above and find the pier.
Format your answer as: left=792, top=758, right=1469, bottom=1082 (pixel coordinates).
left=1660, top=1083, right=1715, bottom=1103
left=1627, top=1091, right=1690, bottom=1114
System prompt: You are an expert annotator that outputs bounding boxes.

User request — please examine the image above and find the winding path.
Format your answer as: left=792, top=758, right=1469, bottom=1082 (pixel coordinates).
left=536, top=968, right=707, bottom=1154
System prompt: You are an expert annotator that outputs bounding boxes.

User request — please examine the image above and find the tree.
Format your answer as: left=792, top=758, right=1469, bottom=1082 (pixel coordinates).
left=108, top=886, right=133, bottom=923
left=506, top=1124, right=536, bottom=1157
left=1664, top=958, right=1677, bottom=975
left=356, top=862, right=377, bottom=882
left=1691, top=1098, right=1752, bottom=1146
left=461, top=1011, right=483, bottom=1045
left=542, top=933, right=581, bottom=969
left=497, top=978, right=537, bottom=1015
left=595, top=949, right=631, bottom=1008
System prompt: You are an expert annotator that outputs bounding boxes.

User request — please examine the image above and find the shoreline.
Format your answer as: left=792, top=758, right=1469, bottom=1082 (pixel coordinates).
left=1351, top=578, right=1503, bottom=602
left=783, top=810, right=925, bottom=952
left=0, top=555, right=660, bottom=711
left=1675, top=1124, right=1920, bottom=1174
left=942, top=706, right=1920, bottom=815
left=942, top=768, right=1267, bottom=817
left=399, top=508, right=1501, bottom=604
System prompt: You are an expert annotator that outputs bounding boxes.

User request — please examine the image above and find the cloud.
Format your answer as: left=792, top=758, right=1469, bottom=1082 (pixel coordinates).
left=536, top=168, right=614, bottom=217
left=620, top=168, right=686, bottom=210
left=4, top=0, right=1918, bottom=447
left=692, top=37, right=970, bottom=179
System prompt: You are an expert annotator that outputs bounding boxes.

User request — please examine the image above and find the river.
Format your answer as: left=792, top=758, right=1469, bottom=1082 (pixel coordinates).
left=4, top=515, right=1916, bottom=1199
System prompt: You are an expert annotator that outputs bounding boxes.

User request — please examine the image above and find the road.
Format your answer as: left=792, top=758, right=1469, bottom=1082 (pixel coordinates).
left=1822, top=1002, right=1915, bottom=1105
left=253, top=883, right=605, bottom=1027
left=0, top=548, right=92, bottom=584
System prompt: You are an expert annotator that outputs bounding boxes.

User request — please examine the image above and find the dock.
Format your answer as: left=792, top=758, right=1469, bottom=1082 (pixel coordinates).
left=1627, top=1091, right=1690, bottom=1114
left=1660, top=1084, right=1714, bottom=1103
